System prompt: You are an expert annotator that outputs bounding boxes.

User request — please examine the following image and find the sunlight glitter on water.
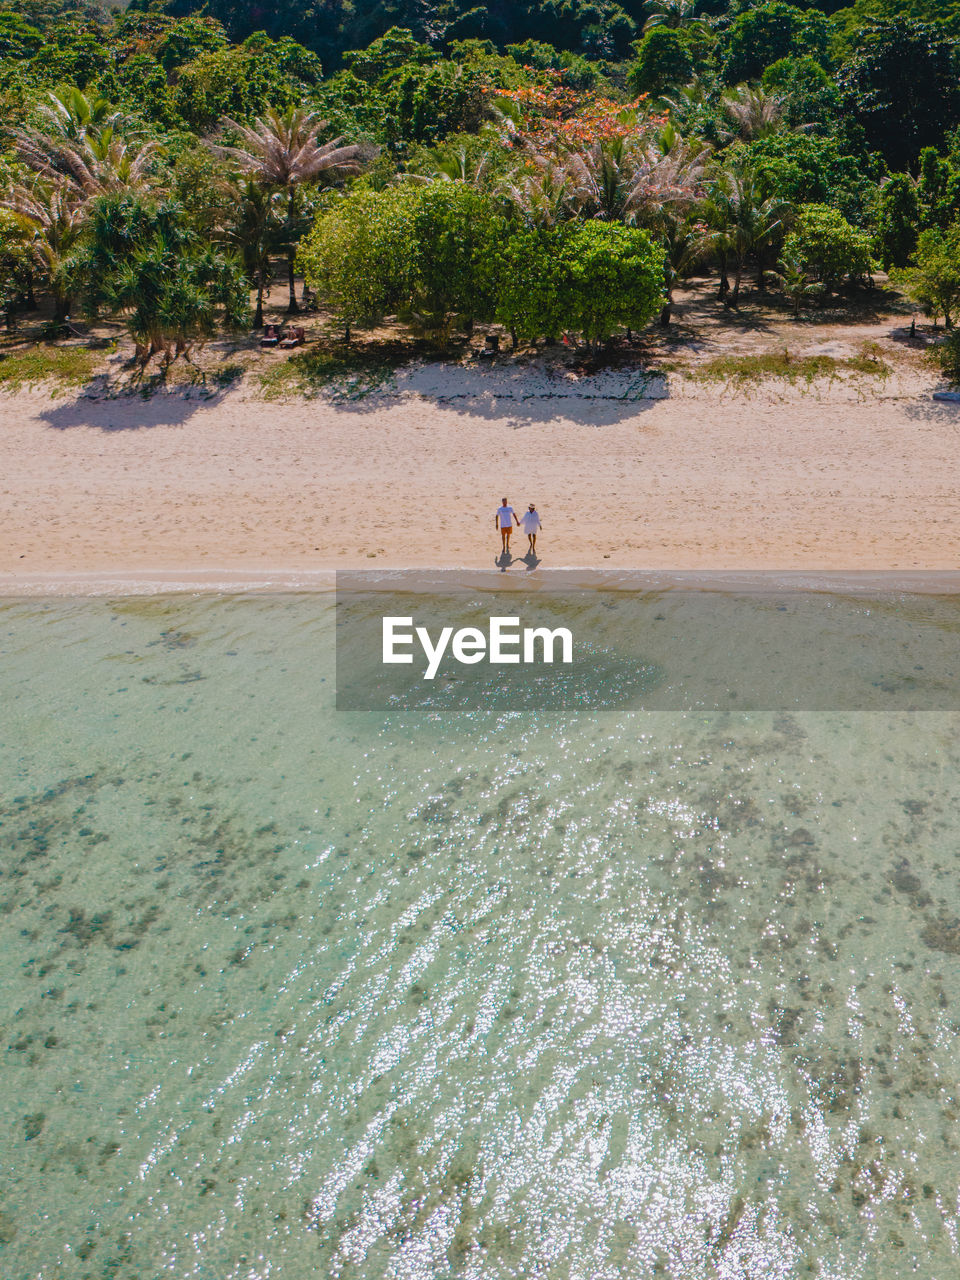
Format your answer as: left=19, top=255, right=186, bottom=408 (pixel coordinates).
left=1, top=595, right=960, bottom=1278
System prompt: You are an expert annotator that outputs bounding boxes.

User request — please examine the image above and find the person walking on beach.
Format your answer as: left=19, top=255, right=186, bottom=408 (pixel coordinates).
left=521, top=503, right=542, bottom=555
left=495, top=498, right=519, bottom=552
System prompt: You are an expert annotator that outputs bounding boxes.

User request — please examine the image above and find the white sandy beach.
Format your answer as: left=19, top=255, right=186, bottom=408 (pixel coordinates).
left=1, top=362, right=958, bottom=593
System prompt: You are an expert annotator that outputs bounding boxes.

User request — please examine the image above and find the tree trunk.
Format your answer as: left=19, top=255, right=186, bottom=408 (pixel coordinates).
left=717, top=250, right=730, bottom=301
left=52, top=290, right=71, bottom=325
left=286, top=252, right=299, bottom=314
left=254, top=275, right=264, bottom=329
left=510, top=327, right=518, bottom=349
left=660, top=303, right=672, bottom=327
left=731, top=260, right=743, bottom=307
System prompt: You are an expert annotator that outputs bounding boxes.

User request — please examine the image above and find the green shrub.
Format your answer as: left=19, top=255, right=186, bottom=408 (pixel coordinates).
left=782, top=204, right=874, bottom=291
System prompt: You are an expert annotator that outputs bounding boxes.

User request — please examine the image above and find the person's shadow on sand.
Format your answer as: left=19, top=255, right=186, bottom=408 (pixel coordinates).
left=522, top=551, right=541, bottom=569
left=496, top=550, right=514, bottom=570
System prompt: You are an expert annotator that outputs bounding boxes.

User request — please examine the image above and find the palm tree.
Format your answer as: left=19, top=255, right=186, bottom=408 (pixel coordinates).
left=704, top=163, right=791, bottom=304
left=0, top=182, right=85, bottom=321
left=561, top=138, right=635, bottom=222
left=770, top=256, right=825, bottom=317
left=722, top=86, right=787, bottom=142
left=624, top=130, right=710, bottom=228
left=498, top=158, right=579, bottom=227
left=658, top=213, right=707, bottom=325
left=219, top=179, right=281, bottom=328
left=207, top=108, right=363, bottom=312
left=34, top=87, right=122, bottom=143
left=643, top=0, right=705, bottom=31
left=12, top=125, right=161, bottom=197
left=405, top=140, right=497, bottom=188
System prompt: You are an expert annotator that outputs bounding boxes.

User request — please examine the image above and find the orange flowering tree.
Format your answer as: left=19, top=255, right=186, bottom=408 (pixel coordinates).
left=487, top=75, right=665, bottom=150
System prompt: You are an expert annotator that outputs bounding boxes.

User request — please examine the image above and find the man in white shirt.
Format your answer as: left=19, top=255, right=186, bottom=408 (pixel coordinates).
left=521, top=503, right=542, bottom=554
left=495, top=498, right=519, bottom=553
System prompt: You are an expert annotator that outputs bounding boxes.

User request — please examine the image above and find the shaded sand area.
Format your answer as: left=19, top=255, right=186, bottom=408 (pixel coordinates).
left=1, top=358, right=958, bottom=593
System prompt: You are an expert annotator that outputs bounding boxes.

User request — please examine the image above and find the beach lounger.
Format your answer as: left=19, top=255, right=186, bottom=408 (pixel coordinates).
left=260, top=324, right=281, bottom=348
left=279, top=326, right=305, bottom=349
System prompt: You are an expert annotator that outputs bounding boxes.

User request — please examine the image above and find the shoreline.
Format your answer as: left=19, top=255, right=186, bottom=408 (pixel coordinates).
left=6, top=566, right=960, bottom=597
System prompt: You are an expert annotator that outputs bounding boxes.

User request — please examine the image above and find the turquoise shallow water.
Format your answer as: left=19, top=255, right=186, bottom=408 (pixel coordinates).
left=2, top=594, right=960, bottom=1279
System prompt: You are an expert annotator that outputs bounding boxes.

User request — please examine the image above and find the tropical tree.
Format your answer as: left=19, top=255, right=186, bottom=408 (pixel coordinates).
left=76, top=194, right=250, bottom=370
left=722, top=2, right=828, bottom=85
left=208, top=108, right=364, bottom=312
left=297, top=185, right=420, bottom=339
left=0, top=209, right=35, bottom=328
left=704, top=162, right=791, bottom=302
left=624, top=127, right=709, bottom=227
left=219, top=179, right=282, bottom=327
left=0, top=182, right=86, bottom=321
left=33, top=88, right=121, bottom=141
left=498, top=157, right=579, bottom=227
left=892, top=225, right=960, bottom=328
left=874, top=173, right=921, bottom=270
left=837, top=19, right=960, bottom=172
left=558, top=221, right=666, bottom=345
left=658, top=212, right=706, bottom=325
left=722, top=86, right=787, bottom=142
left=12, top=124, right=162, bottom=198
left=770, top=255, right=825, bottom=317
left=408, top=182, right=505, bottom=334
left=782, top=203, right=874, bottom=294
left=627, top=28, right=694, bottom=98
left=495, top=225, right=568, bottom=344
left=642, top=0, right=705, bottom=31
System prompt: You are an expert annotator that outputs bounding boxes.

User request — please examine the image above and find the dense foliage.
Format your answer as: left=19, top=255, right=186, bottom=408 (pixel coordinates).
left=4, top=0, right=960, bottom=356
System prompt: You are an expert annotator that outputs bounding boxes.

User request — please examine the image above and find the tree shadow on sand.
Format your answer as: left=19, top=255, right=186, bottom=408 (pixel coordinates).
left=36, top=374, right=240, bottom=432
left=329, top=363, right=671, bottom=429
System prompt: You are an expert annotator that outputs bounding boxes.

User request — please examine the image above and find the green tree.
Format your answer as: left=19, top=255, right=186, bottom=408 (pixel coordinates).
left=343, top=28, right=438, bottom=83
left=559, top=221, right=665, bottom=343
left=705, top=162, right=791, bottom=302
left=732, top=133, right=877, bottom=225
left=722, top=3, right=828, bottom=85
left=627, top=28, right=694, bottom=97
left=76, top=193, right=250, bottom=369
left=642, top=0, right=705, bottom=32
left=208, top=108, right=363, bottom=312
left=0, top=210, right=36, bottom=328
left=297, top=185, right=420, bottom=338
left=220, top=179, right=282, bottom=327
left=770, top=255, right=825, bottom=316
left=409, top=182, right=505, bottom=332
left=874, top=174, right=921, bottom=270
left=0, top=183, right=85, bottom=322
left=154, top=14, right=228, bottom=72
left=782, top=203, right=874, bottom=293
left=837, top=20, right=960, bottom=172
left=892, top=225, right=960, bottom=327
left=761, top=55, right=841, bottom=133
left=495, top=225, right=568, bottom=343
left=0, top=11, right=44, bottom=61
